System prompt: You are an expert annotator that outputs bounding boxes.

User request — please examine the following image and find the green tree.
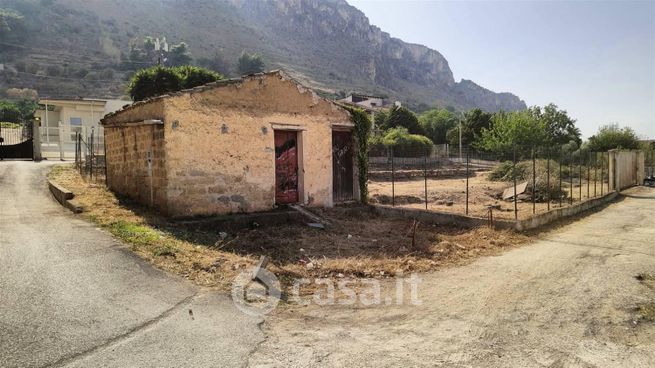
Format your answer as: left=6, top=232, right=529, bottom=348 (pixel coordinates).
left=168, top=42, right=193, bottom=66
left=529, top=103, right=581, bottom=145
left=175, top=65, right=223, bottom=89
left=382, top=127, right=433, bottom=157
left=373, top=110, right=387, bottom=130
left=143, top=36, right=156, bottom=59
left=0, top=8, right=24, bottom=42
left=237, top=51, right=265, bottom=75
left=478, top=110, right=547, bottom=159
left=197, top=50, right=231, bottom=75
left=0, top=101, right=21, bottom=123
left=446, top=108, right=493, bottom=146
left=128, top=38, right=147, bottom=63
left=128, top=66, right=182, bottom=101
left=587, top=124, right=640, bottom=151
left=381, top=105, right=424, bottom=135
left=418, top=108, right=457, bottom=144
left=0, top=100, right=37, bottom=123
left=127, top=65, right=222, bottom=101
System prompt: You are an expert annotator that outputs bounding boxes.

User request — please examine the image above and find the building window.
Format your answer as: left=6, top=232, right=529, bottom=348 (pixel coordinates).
left=70, top=117, right=82, bottom=126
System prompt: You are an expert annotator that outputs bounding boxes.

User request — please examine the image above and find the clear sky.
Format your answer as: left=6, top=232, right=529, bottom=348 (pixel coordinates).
left=348, top=0, right=655, bottom=139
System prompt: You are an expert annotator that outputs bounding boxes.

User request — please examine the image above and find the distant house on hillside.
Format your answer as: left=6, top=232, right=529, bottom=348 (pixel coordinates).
left=338, top=94, right=387, bottom=110
left=101, top=71, right=359, bottom=218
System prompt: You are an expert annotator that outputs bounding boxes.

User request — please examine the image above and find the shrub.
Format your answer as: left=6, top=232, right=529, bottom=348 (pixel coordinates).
left=488, top=159, right=566, bottom=201
left=381, top=105, right=424, bottom=135
left=418, top=108, right=457, bottom=144
left=127, top=65, right=223, bottom=101
left=128, top=66, right=182, bottom=101
left=237, top=51, right=264, bottom=75
left=382, top=127, right=433, bottom=157
left=175, top=65, right=223, bottom=89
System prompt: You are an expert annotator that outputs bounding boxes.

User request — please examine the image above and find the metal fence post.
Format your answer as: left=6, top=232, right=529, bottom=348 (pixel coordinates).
left=465, top=148, right=469, bottom=215
left=391, top=146, right=395, bottom=207
left=90, top=129, right=94, bottom=181
left=104, top=134, right=108, bottom=186
left=513, top=147, right=518, bottom=221
left=532, top=147, right=536, bottom=214
left=424, top=147, right=428, bottom=210
left=559, top=148, right=563, bottom=207
left=579, top=153, right=582, bottom=202
left=569, top=151, right=573, bottom=205
left=547, top=148, right=551, bottom=211
left=587, top=151, right=591, bottom=199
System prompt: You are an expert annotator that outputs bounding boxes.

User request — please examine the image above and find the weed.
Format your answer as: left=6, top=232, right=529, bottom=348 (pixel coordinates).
left=109, top=221, right=160, bottom=246
left=637, top=303, right=655, bottom=322
left=153, top=245, right=177, bottom=257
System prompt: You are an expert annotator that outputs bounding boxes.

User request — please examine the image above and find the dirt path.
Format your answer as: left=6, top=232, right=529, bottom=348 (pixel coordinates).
left=248, top=187, right=655, bottom=367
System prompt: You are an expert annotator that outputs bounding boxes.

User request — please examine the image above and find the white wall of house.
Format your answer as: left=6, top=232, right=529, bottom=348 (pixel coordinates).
left=35, top=98, right=131, bottom=159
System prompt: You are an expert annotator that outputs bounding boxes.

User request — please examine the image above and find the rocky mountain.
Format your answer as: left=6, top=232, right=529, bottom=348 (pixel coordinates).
left=0, top=0, right=526, bottom=112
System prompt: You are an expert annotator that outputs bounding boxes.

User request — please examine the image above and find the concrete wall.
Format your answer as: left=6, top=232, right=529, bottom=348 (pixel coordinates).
left=514, top=192, right=617, bottom=231
left=104, top=100, right=168, bottom=213
left=374, top=191, right=618, bottom=232
left=609, top=150, right=644, bottom=191
left=161, top=73, right=353, bottom=217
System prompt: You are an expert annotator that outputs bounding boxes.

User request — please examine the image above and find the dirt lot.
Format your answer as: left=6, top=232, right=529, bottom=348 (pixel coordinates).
left=369, top=171, right=611, bottom=220
left=248, top=187, right=655, bottom=367
left=49, top=164, right=530, bottom=292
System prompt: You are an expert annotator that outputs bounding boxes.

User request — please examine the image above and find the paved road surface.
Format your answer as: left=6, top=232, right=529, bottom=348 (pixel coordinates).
left=250, top=187, right=655, bottom=367
left=0, top=161, right=263, bottom=368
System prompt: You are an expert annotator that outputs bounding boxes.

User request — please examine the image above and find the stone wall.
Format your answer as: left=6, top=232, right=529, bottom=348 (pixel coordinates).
left=103, top=100, right=168, bottom=213
left=161, top=73, right=353, bottom=217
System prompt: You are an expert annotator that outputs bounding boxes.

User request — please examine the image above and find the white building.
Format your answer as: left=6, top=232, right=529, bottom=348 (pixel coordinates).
left=338, top=94, right=386, bottom=110
left=35, top=98, right=131, bottom=159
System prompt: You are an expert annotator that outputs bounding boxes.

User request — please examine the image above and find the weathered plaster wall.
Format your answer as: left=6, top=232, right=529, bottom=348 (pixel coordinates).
left=103, top=100, right=168, bottom=213
left=609, top=150, right=644, bottom=191
left=161, top=73, right=352, bottom=217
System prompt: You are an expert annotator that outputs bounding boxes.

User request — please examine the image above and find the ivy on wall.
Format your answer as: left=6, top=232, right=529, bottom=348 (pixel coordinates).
left=345, top=106, right=372, bottom=204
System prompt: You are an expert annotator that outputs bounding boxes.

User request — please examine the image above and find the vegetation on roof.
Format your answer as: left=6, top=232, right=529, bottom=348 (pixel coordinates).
left=127, top=65, right=223, bottom=102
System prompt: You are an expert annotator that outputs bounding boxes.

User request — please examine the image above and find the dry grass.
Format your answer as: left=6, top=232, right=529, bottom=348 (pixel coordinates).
left=49, top=164, right=532, bottom=292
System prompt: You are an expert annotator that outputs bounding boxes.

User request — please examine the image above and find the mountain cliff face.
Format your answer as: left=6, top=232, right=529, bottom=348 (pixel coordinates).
left=0, top=0, right=526, bottom=112
left=229, top=0, right=525, bottom=111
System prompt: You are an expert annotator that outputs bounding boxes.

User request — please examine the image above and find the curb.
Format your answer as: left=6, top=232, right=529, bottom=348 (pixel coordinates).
left=48, top=180, right=83, bottom=213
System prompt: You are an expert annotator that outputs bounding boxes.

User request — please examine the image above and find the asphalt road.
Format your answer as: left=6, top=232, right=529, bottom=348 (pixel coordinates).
left=0, top=161, right=263, bottom=368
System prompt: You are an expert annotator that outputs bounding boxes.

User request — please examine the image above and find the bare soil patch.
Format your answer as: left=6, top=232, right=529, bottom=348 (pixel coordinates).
left=49, top=164, right=531, bottom=292
left=370, top=170, right=609, bottom=220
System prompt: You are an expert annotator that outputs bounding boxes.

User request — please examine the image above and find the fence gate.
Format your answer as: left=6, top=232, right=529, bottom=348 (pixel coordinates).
left=0, top=122, right=33, bottom=160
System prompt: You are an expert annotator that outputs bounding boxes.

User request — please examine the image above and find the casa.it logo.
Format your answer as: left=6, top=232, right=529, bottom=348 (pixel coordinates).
left=231, top=268, right=281, bottom=316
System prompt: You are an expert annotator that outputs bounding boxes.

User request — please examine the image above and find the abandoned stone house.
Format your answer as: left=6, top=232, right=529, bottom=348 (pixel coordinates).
left=101, top=71, right=359, bottom=218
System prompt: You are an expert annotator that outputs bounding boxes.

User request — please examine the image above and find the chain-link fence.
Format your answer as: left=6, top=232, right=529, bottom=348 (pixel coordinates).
left=368, top=144, right=613, bottom=221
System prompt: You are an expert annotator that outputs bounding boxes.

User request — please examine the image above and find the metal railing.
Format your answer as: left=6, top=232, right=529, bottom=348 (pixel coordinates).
left=74, top=131, right=106, bottom=183
left=368, top=144, right=613, bottom=222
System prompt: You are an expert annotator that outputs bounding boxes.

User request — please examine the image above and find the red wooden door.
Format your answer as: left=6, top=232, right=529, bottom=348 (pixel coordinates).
left=274, top=130, right=299, bottom=204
